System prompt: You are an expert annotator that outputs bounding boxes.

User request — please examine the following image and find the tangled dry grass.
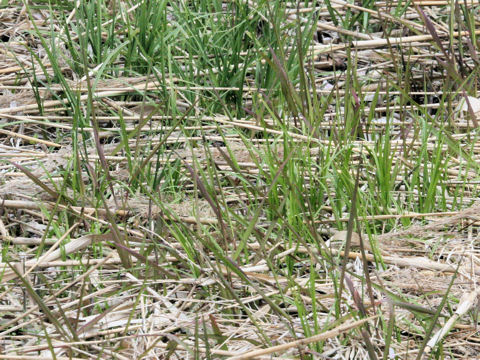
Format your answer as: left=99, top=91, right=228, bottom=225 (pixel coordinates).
left=1, top=1, right=480, bottom=359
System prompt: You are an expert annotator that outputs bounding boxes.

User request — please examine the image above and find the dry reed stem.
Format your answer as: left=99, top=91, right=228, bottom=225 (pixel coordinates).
left=229, top=316, right=378, bottom=359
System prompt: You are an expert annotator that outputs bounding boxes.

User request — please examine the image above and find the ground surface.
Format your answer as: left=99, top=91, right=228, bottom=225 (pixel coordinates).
left=1, top=1, right=480, bottom=359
